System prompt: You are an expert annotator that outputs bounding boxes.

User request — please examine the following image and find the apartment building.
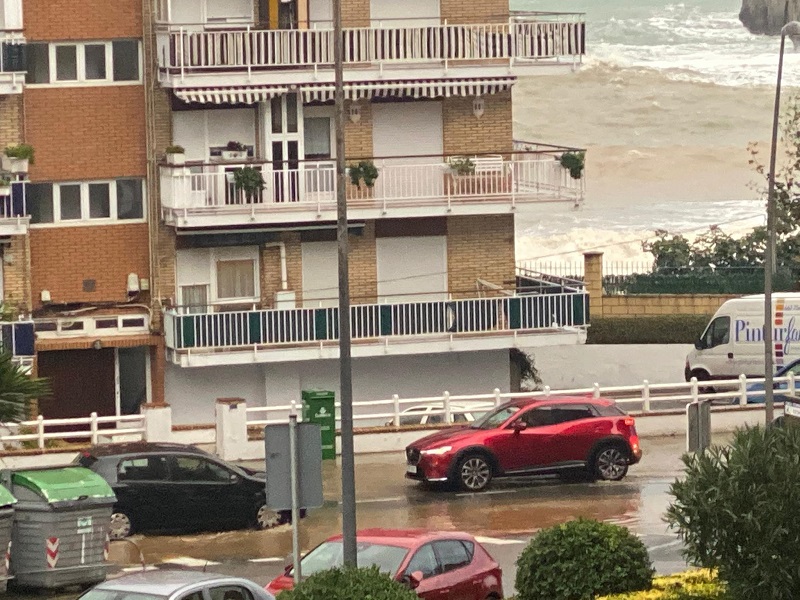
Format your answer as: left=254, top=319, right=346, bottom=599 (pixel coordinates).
left=1, top=0, right=589, bottom=425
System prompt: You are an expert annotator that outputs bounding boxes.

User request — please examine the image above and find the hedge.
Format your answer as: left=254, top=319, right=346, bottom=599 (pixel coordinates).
left=597, top=569, right=727, bottom=599
left=587, top=315, right=712, bottom=345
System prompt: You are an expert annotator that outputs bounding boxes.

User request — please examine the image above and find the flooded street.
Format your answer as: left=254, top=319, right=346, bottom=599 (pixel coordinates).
left=12, top=435, right=711, bottom=599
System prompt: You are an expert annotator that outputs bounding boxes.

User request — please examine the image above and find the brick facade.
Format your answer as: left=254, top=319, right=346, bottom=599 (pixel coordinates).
left=0, top=95, right=22, bottom=147
left=447, top=214, right=516, bottom=298
left=24, top=0, right=143, bottom=41
left=29, top=224, right=150, bottom=308
left=25, top=87, right=147, bottom=181
left=443, top=91, right=513, bottom=156
left=3, top=235, right=32, bottom=313
left=441, top=0, right=508, bottom=24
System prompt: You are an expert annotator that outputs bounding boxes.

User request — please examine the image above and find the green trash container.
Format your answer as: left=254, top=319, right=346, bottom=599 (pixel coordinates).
left=0, top=485, right=16, bottom=591
left=2, top=467, right=116, bottom=590
left=302, top=390, right=336, bottom=460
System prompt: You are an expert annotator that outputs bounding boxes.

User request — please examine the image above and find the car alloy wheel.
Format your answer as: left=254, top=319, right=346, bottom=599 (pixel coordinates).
left=256, top=504, right=282, bottom=530
left=595, top=447, right=629, bottom=481
left=109, top=512, right=133, bottom=540
left=459, top=456, right=492, bottom=492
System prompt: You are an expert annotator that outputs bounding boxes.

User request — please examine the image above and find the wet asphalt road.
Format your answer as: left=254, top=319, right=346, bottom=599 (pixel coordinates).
left=9, top=434, right=718, bottom=599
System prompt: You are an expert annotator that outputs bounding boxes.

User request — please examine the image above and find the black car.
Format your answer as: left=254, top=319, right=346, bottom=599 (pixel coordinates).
left=75, top=442, right=296, bottom=539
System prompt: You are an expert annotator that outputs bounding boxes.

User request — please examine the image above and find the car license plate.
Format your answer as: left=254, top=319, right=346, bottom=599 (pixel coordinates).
left=406, top=464, right=417, bottom=474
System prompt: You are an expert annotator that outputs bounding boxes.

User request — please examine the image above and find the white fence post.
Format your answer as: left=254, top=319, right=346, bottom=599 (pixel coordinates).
left=739, top=374, right=748, bottom=407
left=90, top=412, right=99, bottom=445
left=392, top=395, right=400, bottom=427
left=690, top=377, right=699, bottom=403
left=443, top=391, right=451, bottom=424
left=494, top=388, right=502, bottom=407
left=544, top=385, right=551, bottom=397
left=790, top=371, right=797, bottom=398
left=36, top=415, right=44, bottom=449
left=142, top=403, right=173, bottom=442
left=642, top=380, right=650, bottom=412
left=592, top=382, right=600, bottom=399
left=215, top=398, right=249, bottom=461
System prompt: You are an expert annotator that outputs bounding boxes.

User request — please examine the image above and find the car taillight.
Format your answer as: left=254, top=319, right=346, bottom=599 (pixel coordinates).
left=623, top=416, right=635, bottom=427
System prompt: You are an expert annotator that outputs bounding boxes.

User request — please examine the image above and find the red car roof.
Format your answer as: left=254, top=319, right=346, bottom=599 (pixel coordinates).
left=506, top=395, right=616, bottom=408
left=325, top=529, right=475, bottom=548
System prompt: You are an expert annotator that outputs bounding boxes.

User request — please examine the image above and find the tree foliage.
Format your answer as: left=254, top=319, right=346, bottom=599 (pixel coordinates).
left=666, top=426, right=800, bottom=600
left=645, top=94, right=800, bottom=270
left=0, top=352, right=50, bottom=422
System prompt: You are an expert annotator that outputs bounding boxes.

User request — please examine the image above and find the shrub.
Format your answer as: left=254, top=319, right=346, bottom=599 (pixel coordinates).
left=226, top=140, right=246, bottom=151
left=586, top=315, right=712, bottom=344
left=598, top=569, right=727, bottom=599
left=165, top=144, right=185, bottom=154
left=666, top=425, right=800, bottom=600
left=559, top=150, right=585, bottom=179
left=515, top=518, right=654, bottom=600
left=279, top=566, right=417, bottom=600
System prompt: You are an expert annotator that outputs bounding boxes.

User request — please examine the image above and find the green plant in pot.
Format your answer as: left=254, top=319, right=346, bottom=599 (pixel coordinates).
left=448, top=157, right=476, bottom=176
left=0, top=176, right=10, bottom=196
left=559, top=150, right=585, bottom=179
left=232, top=166, right=265, bottom=203
left=222, top=140, right=248, bottom=161
left=347, top=160, right=379, bottom=189
left=2, top=143, right=35, bottom=174
left=165, top=144, right=186, bottom=165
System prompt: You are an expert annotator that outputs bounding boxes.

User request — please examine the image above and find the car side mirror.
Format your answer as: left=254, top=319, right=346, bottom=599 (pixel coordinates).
left=512, top=421, right=527, bottom=433
left=407, top=571, right=423, bottom=590
left=694, top=339, right=704, bottom=350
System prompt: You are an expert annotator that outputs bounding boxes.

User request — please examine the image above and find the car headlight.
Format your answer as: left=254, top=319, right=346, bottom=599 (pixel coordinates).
left=420, top=446, right=452, bottom=456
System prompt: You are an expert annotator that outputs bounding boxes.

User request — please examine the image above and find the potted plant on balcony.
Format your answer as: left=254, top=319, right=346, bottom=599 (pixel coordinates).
left=559, top=150, right=586, bottom=179
left=0, top=176, right=10, bottom=197
left=222, top=141, right=248, bottom=161
left=448, top=156, right=475, bottom=176
left=347, top=160, right=379, bottom=189
left=2, top=144, right=34, bottom=174
left=232, top=166, right=265, bottom=203
left=165, top=144, right=186, bottom=165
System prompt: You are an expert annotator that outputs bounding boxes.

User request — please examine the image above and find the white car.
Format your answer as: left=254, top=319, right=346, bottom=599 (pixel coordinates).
left=79, top=571, right=275, bottom=600
left=390, top=402, right=496, bottom=426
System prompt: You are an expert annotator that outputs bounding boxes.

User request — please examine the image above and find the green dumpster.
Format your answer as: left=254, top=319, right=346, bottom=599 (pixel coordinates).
left=0, top=485, right=16, bottom=591
left=302, top=390, right=336, bottom=460
left=2, top=467, right=116, bottom=590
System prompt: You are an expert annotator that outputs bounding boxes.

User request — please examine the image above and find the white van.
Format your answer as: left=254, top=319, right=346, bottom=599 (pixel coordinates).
left=685, top=293, right=800, bottom=381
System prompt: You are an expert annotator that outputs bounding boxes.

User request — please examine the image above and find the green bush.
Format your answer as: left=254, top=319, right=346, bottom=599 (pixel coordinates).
left=587, top=315, right=711, bottom=345
left=279, top=566, right=418, bottom=600
left=515, top=518, right=654, bottom=600
left=598, top=569, right=727, bottom=599
left=667, top=426, right=800, bottom=600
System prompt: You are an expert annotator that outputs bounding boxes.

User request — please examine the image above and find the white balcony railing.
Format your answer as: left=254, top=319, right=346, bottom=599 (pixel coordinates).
left=156, top=12, right=585, bottom=75
left=160, top=150, right=584, bottom=224
left=164, top=291, right=589, bottom=353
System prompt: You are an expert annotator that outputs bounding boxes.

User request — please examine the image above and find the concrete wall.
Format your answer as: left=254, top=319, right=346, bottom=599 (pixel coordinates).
left=531, top=344, right=692, bottom=389
left=165, top=350, right=511, bottom=424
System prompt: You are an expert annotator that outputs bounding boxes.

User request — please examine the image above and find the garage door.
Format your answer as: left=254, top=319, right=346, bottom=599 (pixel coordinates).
left=372, top=102, right=443, bottom=201
left=377, top=236, right=447, bottom=303
left=370, top=0, right=440, bottom=26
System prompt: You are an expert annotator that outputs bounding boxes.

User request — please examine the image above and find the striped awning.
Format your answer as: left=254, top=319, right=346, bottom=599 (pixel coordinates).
left=173, top=77, right=517, bottom=105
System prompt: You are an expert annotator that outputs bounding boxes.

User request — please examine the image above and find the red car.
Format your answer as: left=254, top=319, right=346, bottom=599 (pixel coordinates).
left=406, top=397, right=642, bottom=492
left=266, top=529, right=503, bottom=600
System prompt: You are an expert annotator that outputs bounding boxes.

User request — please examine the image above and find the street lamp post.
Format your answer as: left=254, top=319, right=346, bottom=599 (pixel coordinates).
left=765, top=20, right=800, bottom=425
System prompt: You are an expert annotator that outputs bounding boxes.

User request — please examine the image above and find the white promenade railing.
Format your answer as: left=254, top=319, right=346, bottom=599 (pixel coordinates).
left=0, top=413, right=146, bottom=450
left=245, top=374, right=791, bottom=429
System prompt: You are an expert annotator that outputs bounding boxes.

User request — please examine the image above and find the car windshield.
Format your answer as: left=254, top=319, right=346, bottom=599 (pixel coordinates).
left=470, top=405, right=521, bottom=429
left=78, top=591, right=167, bottom=600
left=295, top=541, right=409, bottom=578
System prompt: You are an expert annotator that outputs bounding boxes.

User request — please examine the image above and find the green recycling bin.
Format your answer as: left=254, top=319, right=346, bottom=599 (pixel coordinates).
left=0, top=484, right=16, bottom=591
left=2, top=467, right=116, bottom=591
left=302, top=390, right=336, bottom=460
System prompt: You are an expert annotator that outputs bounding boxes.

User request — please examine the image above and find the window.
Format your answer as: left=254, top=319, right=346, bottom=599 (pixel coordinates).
left=25, top=41, right=141, bottom=85
left=181, top=285, right=209, bottom=313
left=702, top=316, right=730, bottom=349
left=171, top=456, right=231, bottom=483
left=178, top=593, right=204, bottom=600
left=433, top=540, right=471, bottom=573
left=208, top=586, right=254, bottom=600
left=27, top=179, right=145, bottom=225
left=216, top=260, right=256, bottom=300
left=404, top=544, right=439, bottom=579
left=304, top=117, right=332, bottom=159
left=117, top=457, right=168, bottom=482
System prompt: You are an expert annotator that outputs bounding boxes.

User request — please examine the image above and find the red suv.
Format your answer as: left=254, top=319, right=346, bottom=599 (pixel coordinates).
left=405, top=397, right=641, bottom=492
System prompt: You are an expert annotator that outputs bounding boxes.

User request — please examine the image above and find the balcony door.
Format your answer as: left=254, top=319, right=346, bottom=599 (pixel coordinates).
left=261, top=94, right=302, bottom=203
left=372, top=101, right=444, bottom=204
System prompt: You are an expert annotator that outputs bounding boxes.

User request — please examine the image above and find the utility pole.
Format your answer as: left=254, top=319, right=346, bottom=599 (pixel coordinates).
left=333, top=0, right=357, bottom=565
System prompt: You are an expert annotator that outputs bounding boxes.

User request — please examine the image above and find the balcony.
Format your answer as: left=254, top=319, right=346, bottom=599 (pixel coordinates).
left=160, top=144, right=585, bottom=228
left=155, top=12, right=585, bottom=89
left=0, top=0, right=25, bottom=95
left=164, top=290, right=589, bottom=366
left=0, top=182, right=28, bottom=235
left=1, top=321, right=35, bottom=373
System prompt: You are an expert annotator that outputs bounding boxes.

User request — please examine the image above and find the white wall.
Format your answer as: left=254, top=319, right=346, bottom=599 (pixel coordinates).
left=166, top=350, right=511, bottom=424
left=532, top=344, right=692, bottom=389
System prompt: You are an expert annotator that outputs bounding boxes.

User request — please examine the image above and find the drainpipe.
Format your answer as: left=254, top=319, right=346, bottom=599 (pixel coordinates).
left=264, top=242, right=288, bottom=291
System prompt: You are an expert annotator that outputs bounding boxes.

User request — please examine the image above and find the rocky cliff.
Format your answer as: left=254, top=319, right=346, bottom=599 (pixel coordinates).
left=739, top=0, right=800, bottom=35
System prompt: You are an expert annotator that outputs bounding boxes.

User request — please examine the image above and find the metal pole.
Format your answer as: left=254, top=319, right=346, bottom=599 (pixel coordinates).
left=765, top=29, right=788, bottom=425
left=289, top=408, right=301, bottom=583
left=333, top=0, right=357, bottom=566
